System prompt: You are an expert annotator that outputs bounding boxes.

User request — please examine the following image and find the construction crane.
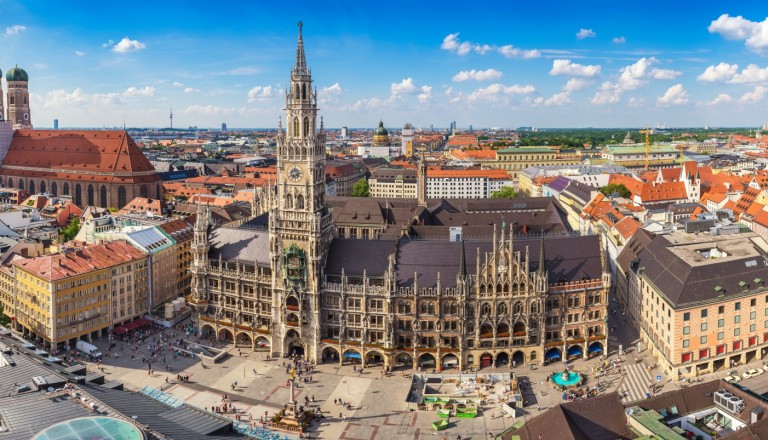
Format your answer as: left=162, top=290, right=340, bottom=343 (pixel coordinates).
left=639, top=127, right=651, bottom=169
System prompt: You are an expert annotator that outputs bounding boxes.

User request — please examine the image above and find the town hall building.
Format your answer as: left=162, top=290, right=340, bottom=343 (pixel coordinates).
left=189, top=23, right=610, bottom=370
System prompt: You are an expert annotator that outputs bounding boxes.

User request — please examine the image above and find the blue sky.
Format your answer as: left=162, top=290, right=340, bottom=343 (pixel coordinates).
left=3, top=0, right=768, bottom=129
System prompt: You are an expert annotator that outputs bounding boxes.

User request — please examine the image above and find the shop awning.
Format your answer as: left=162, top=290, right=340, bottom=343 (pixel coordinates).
left=113, top=326, right=127, bottom=335
left=343, top=352, right=361, bottom=359
left=588, top=345, right=603, bottom=353
left=545, top=351, right=562, bottom=360
left=567, top=346, right=583, bottom=356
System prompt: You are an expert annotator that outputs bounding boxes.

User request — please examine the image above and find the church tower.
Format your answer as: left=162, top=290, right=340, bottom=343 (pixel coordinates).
left=0, top=67, right=4, bottom=121
left=270, top=22, right=332, bottom=361
left=6, top=66, right=32, bottom=129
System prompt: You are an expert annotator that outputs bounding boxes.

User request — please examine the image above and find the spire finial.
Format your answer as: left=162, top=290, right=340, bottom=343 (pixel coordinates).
left=294, top=21, right=308, bottom=75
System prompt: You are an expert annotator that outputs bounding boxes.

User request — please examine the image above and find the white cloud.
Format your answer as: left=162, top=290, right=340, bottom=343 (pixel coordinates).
left=226, top=66, right=261, bottom=75
left=708, top=14, right=768, bottom=54
left=184, top=87, right=200, bottom=94
left=628, top=97, right=646, bottom=107
left=729, top=64, right=768, bottom=84
left=319, top=82, right=343, bottom=104
left=474, top=44, right=494, bottom=54
left=708, top=93, right=733, bottom=105
left=649, top=68, right=682, bottom=80
left=444, top=86, right=453, bottom=96
left=697, top=62, right=739, bottom=82
left=591, top=57, right=677, bottom=105
left=452, top=69, right=503, bottom=82
left=172, top=81, right=184, bottom=87
left=657, top=84, right=689, bottom=106
left=247, top=85, right=279, bottom=103
left=4, top=25, right=26, bottom=36
left=468, top=83, right=535, bottom=102
left=39, top=86, right=155, bottom=108
left=101, top=39, right=114, bottom=49
left=441, top=33, right=461, bottom=51
left=74, top=50, right=85, bottom=57
left=576, top=28, right=596, bottom=39
left=740, top=85, right=767, bottom=103
left=418, top=85, right=433, bottom=104
left=563, top=78, right=592, bottom=92
left=543, top=91, right=571, bottom=106
left=112, top=37, right=146, bottom=53
left=612, top=36, right=626, bottom=44
left=550, top=59, right=601, bottom=77
left=122, top=86, right=155, bottom=98
left=498, top=45, right=541, bottom=59
left=391, top=78, right=418, bottom=96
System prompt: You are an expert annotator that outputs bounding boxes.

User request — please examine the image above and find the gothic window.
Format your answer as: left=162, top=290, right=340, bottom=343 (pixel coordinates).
left=23, top=97, right=26, bottom=104
left=75, top=184, right=81, bottom=206
left=100, top=186, right=108, bottom=207
left=29, top=180, right=35, bottom=194
left=140, top=185, right=148, bottom=198
left=497, top=302, right=508, bottom=315
left=117, top=186, right=127, bottom=208
left=513, top=301, right=523, bottom=315
left=9, top=96, right=13, bottom=105
left=295, top=84, right=300, bottom=99
left=467, top=323, right=475, bottom=333
left=303, top=116, right=309, bottom=137
left=7, top=178, right=12, bottom=188
left=428, top=302, right=435, bottom=315
left=62, top=182, right=69, bottom=195
left=292, top=117, right=299, bottom=137
left=87, top=184, right=94, bottom=206
left=51, top=182, right=57, bottom=196
left=480, top=303, right=491, bottom=316
left=530, top=301, right=540, bottom=314
left=286, top=194, right=293, bottom=209
left=40, top=181, right=46, bottom=194
left=301, top=84, right=306, bottom=100
left=296, top=194, right=304, bottom=210
left=398, top=301, right=411, bottom=314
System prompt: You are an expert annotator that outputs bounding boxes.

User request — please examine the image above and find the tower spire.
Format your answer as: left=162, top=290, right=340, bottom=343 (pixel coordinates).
left=459, top=236, right=466, bottom=277
left=294, top=21, right=308, bottom=75
left=538, top=234, right=546, bottom=274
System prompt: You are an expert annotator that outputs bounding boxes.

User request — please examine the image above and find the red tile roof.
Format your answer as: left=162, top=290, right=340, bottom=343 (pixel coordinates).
left=755, top=210, right=768, bottom=229
left=638, top=181, right=688, bottom=202
left=14, top=240, right=145, bottom=281
left=0, top=130, right=160, bottom=184
left=608, top=174, right=643, bottom=197
left=613, top=217, right=641, bottom=239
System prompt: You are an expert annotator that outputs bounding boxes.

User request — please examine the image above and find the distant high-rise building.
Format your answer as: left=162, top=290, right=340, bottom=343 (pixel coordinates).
left=469, top=124, right=473, bottom=132
left=221, top=122, right=227, bottom=131
left=169, top=107, right=173, bottom=129
left=53, top=119, right=59, bottom=130
left=340, top=126, right=348, bottom=140
left=430, top=124, right=433, bottom=132
left=402, top=123, right=414, bottom=157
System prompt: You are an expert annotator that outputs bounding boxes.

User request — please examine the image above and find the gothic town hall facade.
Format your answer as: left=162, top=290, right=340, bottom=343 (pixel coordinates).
left=190, top=24, right=610, bottom=371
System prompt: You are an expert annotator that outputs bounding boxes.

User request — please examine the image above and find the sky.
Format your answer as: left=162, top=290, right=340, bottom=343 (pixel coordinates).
left=3, top=0, right=768, bottom=129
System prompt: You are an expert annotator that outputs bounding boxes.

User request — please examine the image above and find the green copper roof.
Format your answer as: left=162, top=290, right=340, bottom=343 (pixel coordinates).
left=6, top=65, right=28, bottom=82
left=375, top=120, right=388, bottom=135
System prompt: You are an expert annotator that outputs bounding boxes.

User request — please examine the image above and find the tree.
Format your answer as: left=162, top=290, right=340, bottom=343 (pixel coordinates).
left=0, top=303, right=9, bottom=327
left=600, top=183, right=631, bottom=198
left=61, top=217, right=81, bottom=242
left=491, top=186, right=518, bottom=199
left=351, top=178, right=370, bottom=197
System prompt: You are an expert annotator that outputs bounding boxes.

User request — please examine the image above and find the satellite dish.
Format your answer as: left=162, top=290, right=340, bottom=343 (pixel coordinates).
left=625, top=408, right=634, bottom=416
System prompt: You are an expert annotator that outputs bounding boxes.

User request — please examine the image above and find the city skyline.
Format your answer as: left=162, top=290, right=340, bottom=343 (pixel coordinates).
left=2, top=1, right=768, bottom=129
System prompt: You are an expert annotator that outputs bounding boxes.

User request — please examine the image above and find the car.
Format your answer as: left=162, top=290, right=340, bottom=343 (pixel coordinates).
left=743, top=369, right=763, bottom=379
left=763, top=363, right=768, bottom=372
left=724, top=375, right=742, bottom=383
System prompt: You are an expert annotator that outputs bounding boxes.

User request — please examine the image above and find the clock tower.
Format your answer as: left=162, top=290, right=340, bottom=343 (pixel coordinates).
left=270, top=22, right=333, bottom=361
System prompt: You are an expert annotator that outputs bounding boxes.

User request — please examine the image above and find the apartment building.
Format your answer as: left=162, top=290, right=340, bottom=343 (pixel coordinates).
left=631, top=231, right=768, bottom=380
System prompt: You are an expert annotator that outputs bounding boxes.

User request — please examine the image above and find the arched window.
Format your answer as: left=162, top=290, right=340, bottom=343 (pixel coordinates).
left=9, top=96, right=13, bottom=105
left=497, top=302, right=508, bottom=315
left=100, top=186, right=107, bottom=207
left=303, top=116, right=309, bottom=137
left=295, top=84, right=300, bottom=99
left=513, top=301, right=523, bottom=314
left=140, top=185, right=148, bottom=198
left=301, top=84, right=306, bottom=100
left=292, top=117, right=299, bottom=137
left=51, top=182, right=57, bottom=196
left=63, top=182, right=69, bottom=195
left=18, top=180, right=24, bottom=190
left=285, top=194, right=293, bottom=209
left=296, top=194, right=304, bottom=210
left=40, top=181, right=46, bottom=194
left=480, top=303, right=491, bottom=316
left=117, top=186, right=127, bottom=208
left=7, top=178, right=12, bottom=189
left=530, top=302, right=540, bottom=314
left=428, top=302, right=435, bottom=315
left=75, top=184, right=81, bottom=206
left=87, top=184, right=94, bottom=206
left=29, top=180, right=35, bottom=194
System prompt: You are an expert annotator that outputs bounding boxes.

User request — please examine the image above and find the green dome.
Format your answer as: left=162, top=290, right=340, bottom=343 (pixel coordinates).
left=374, top=120, right=388, bottom=136
left=6, top=65, right=28, bottom=82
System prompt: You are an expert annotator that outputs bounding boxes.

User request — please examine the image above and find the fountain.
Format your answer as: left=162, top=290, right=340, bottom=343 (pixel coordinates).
left=551, top=370, right=582, bottom=387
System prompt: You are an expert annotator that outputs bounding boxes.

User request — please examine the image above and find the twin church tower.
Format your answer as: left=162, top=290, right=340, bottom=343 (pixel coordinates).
left=0, top=65, right=32, bottom=129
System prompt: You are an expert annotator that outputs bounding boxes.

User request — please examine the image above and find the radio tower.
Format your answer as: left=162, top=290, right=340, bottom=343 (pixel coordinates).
left=169, top=106, right=173, bottom=129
